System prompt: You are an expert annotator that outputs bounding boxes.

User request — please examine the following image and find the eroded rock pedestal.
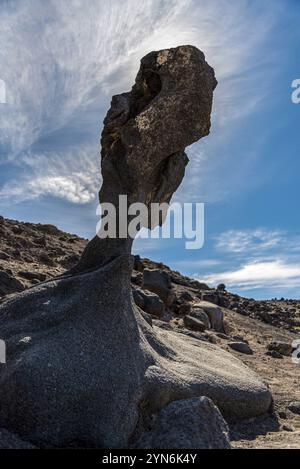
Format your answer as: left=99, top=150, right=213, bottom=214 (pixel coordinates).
left=0, top=46, right=272, bottom=449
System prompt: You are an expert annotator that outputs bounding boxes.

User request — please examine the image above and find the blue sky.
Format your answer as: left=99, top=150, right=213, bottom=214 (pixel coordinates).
left=0, top=0, right=299, bottom=299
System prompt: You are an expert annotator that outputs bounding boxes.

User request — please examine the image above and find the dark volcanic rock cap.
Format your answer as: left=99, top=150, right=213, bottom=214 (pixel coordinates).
left=100, top=45, right=218, bottom=214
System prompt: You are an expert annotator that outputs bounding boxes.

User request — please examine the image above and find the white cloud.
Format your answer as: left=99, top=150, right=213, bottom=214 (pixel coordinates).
left=200, top=260, right=300, bottom=290
left=174, top=259, right=221, bottom=269
left=0, top=0, right=285, bottom=205
left=0, top=147, right=100, bottom=205
left=215, top=228, right=284, bottom=254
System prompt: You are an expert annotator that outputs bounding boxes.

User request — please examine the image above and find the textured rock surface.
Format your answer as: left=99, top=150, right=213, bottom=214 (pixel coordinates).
left=229, top=342, right=254, bottom=355
left=0, top=428, right=36, bottom=449
left=133, top=397, right=231, bottom=449
left=0, top=46, right=272, bottom=449
left=268, top=341, right=293, bottom=357
left=194, top=301, right=224, bottom=332
left=72, top=45, right=217, bottom=274
left=0, top=259, right=272, bottom=448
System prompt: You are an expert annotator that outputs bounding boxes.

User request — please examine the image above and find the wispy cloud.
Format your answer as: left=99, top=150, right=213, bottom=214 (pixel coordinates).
left=215, top=228, right=284, bottom=254
left=0, top=0, right=285, bottom=205
left=0, top=146, right=100, bottom=205
left=193, top=228, right=300, bottom=294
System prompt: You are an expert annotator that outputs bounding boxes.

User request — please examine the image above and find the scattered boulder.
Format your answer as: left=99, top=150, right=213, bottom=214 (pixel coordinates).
left=133, top=255, right=144, bottom=272
left=266, top=350, right=283, bottom=359
left=18, top=271, right=47, bottom=282
left=184, top=315, right=206, bottom=332
left=178, top=303, right=191, bottom=316
left=138, top=289, right=165, bottom=318
left=201, top=291, right=219, bottom=305
left=37, top=224, right=60, bottom=236
left=281, top=424, right=295, bottom=432
left=132, top=289, right=145, bottom=309
left=0, top=251, right=10, bottom=260
left=134, top=397, right=231, bottom=449
left=194, top=301, right=224, bottom=332
left=267, top=341, right=293, bottom=357
left=189, top=306, right=211, bottom=330
left=288, top=402, right=300, bottom=415
left=0, top=271, right=24, bottom=297
left=229, top=342, right=253, bottom=355
left=143, top=269, right=172, bottom=304
left=179, top=291, right=194, bottom=302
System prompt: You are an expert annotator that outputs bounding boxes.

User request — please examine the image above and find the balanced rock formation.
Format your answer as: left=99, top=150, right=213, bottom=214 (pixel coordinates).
left=0, top=46, right=272, bottom=449
left=72, top=45, right=217, bottom=273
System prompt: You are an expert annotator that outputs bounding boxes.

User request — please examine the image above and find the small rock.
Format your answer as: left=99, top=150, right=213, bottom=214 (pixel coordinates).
left=131, top=271, right=143, bottom=286
left=288, top=402, right=300, bottom=415
left=139, top=289, right=165, bottom=318
left=193, top=301, right=224, bottom=332
left=282, top=424, right=294, bottom=432
left=232, top=336, right=249, bottom=345
left=133, top=255, right=144, bottom=272
left=0, top=252, right=10, bottom=260
left=266, top=350, right=283, bottom=359
left=133, top=289, right=145, bottom=309
left=18, top=271, right=47, bottom=282
left=178, top=303, right=191, bottom=315
left=268, top=341, right=293, bottom=357
left=229, top=342, right=253, bottom=355
left=179, top=291, right=194, bottom=302
left=216, top=333, right=231, bottom=340
left=143, top=269, right=172, bottom=303
left=133, top=397, right=231, bottom=449
left=278, top=410, right=287, bottom=419
left=0, top=271, right=24, bottom=297
left=189, top=307, right=211, bottom=330
left=201, top=291, right=219, bottom=305
left=38, top=224, right=60, bottom=235
left=184, top=315, right=206, bottom=332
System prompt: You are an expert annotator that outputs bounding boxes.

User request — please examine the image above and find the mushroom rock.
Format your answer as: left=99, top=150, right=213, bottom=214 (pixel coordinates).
left=72, top=45, right=217, bottom=273
left=0, top=46, right=272, bottom=449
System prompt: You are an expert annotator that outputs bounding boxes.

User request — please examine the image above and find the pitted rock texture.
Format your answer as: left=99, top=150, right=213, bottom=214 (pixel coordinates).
left=0, top=257, right=271, bottom=448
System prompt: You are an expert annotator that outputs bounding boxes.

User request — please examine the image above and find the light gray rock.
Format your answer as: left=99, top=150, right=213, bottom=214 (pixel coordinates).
left=139, top=289, right=165, bottom=318
left=189, top=306, right=211, bottom=329
left=194, top=301, right=224, bottom=332
left=183, top=315, right=206, bottom=332
left=134, top=397, right=231, bottom=449
left=143, top=269, right=172, bottom=304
